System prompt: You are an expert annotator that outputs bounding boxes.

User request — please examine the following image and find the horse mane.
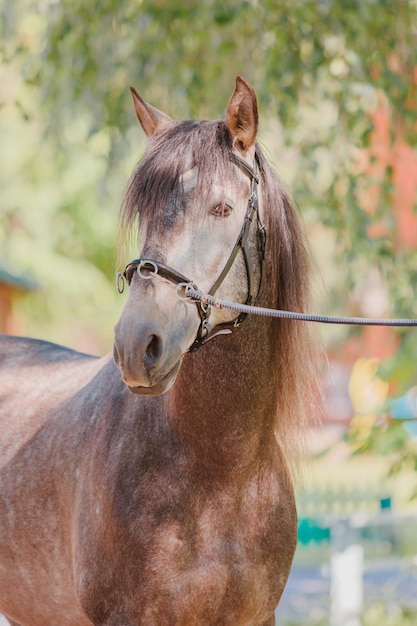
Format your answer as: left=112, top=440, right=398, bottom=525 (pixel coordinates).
left=256, top=150, right=322, bottom=475
left=118, top=119, right=322, bottom=476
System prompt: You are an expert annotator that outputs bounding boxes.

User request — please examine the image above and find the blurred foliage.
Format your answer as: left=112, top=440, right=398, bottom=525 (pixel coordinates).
left=345, top=354, right=417, bottom=499
left=0, top=1, right=416, bottom=360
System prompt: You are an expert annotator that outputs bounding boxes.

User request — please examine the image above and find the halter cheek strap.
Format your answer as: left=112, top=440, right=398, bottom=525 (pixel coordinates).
left=116, top=151, right=266, bottom=352
left=209, top=153, right=266, bottom=325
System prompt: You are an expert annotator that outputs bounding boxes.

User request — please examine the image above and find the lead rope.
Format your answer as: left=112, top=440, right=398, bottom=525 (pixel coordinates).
left=184, top=285, right=417, bottom=327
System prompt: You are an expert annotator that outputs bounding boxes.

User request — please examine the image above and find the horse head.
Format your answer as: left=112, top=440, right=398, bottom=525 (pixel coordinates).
left=113, top=77, right=265, bottom=395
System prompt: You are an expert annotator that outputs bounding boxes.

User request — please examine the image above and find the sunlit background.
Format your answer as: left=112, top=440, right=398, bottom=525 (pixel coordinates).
left=1, top=2, right=417, bottom=624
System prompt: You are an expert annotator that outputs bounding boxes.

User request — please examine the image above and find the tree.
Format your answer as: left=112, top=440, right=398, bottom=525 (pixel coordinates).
left=1, top=0, right=416, bottom=374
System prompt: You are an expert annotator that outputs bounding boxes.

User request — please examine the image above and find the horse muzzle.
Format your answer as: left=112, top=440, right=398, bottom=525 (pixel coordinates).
left=113, top=323, right=184, bottom=394
left=112, top=280, right=200, bottom=395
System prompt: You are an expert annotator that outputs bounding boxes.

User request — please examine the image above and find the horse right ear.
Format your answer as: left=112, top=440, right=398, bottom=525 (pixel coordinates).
left=130, top=86, right=173, bottom=137
left=226, top=76, right=259, bottom=153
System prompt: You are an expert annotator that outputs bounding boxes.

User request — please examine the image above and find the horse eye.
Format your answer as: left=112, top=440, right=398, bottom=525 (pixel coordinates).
left=211, top=203, right=233, bottom=218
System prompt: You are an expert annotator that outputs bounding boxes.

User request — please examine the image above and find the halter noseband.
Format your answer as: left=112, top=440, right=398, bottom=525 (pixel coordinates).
left=116, top=152, right=266, bottom=352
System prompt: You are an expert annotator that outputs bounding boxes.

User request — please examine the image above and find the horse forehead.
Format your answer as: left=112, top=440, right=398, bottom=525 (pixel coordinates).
left=143, top=168, right=249, bottom=243
left=179, top=167, right=198, bottom=192
left=178, top=165, right=248, bottom=196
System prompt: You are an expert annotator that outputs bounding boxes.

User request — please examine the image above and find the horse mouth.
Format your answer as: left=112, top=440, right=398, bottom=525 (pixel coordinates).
left=126, top=359, right=182, bottom=396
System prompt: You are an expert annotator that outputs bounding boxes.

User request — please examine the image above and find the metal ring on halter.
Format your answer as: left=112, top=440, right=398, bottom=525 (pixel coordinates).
left=116, top=272, right=125, bottom=294
left=175, top=282, right=193, bottom=301
left=137, top=260, right=158, bottom=279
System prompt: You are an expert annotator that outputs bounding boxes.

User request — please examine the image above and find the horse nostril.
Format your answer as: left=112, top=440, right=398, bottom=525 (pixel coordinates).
left=144, top=334, right=162, bottom=371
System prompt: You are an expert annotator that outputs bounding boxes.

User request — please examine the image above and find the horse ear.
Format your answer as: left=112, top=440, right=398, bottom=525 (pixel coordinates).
left=226, top=76, right=259, bottom=152
left=130, top=86, right=172, bottom=137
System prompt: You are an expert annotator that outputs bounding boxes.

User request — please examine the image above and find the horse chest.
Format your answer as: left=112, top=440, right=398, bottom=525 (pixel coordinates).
left=107, top=490, right=294, bottom=625
left=144, top=518, right=280, bottom=623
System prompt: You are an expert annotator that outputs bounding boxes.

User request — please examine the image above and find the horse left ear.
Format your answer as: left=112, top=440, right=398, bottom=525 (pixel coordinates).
left=226, top=76, right=259, bottom=152
left=130, top=86, right=173, bottom=137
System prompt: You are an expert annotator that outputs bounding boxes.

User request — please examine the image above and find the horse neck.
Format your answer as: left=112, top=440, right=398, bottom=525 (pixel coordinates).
left=169, top=313, right=279, bottom=481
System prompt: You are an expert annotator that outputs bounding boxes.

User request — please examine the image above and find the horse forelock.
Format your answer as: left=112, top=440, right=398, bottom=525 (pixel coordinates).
left=117, top=119, right=240, bottom=261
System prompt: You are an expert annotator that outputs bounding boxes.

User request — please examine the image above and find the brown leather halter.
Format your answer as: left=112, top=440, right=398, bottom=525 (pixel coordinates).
left=116, top=152, right=266, bottom=351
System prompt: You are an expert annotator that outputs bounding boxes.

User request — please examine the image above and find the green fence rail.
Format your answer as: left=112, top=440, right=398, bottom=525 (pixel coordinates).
left=296, top=486, right=392, bottom=546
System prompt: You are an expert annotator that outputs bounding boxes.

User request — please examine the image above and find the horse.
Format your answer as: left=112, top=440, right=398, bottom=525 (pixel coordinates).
left=0, top=76, right=319, bottom=625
